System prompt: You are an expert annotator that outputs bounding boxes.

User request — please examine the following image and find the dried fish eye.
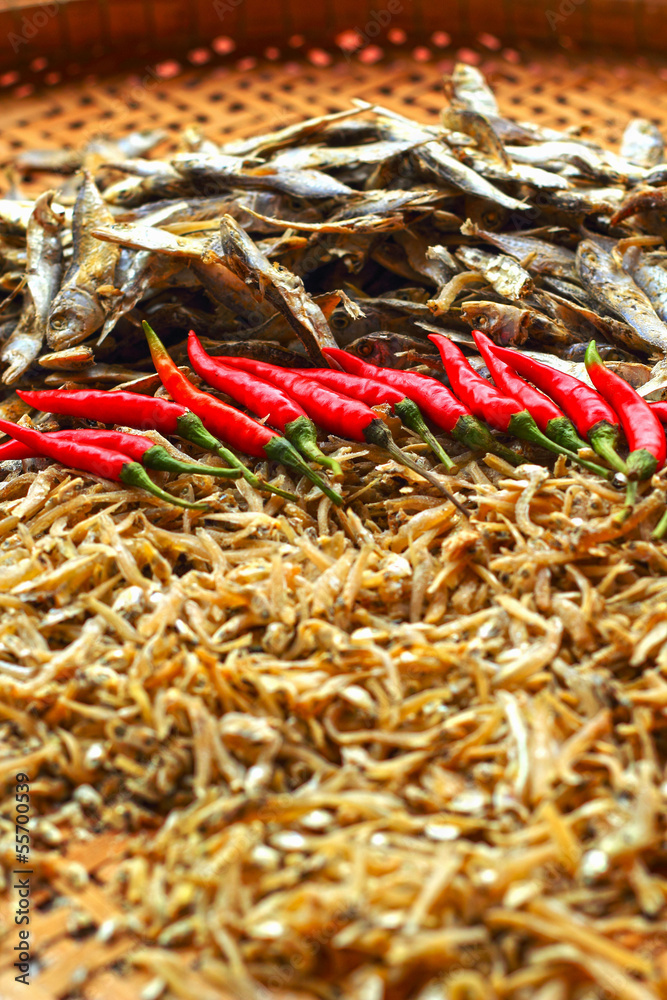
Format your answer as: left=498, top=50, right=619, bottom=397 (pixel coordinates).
left=329, top=314, right=349, bottom=331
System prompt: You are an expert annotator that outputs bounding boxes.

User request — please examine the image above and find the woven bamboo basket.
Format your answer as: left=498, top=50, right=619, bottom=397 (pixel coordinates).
left=1, top=3, right=667, bottom=999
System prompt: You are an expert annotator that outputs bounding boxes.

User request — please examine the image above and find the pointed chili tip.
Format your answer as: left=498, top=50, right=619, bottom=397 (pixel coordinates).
left=584, top=340, right=602, bottom=371
left=142, top=319, right=157, bottom=342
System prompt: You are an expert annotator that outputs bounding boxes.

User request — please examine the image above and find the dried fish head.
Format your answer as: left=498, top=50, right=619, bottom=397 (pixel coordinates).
left=48, top=287, right=106, bottom=350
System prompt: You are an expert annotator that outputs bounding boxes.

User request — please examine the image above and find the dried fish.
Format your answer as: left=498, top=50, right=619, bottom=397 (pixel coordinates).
left=455, top=246, right=534, bottom=299
left=460, top=300, right=577, bottom=347
left=213, top=215, right=336, bottom=363
left=2, top=191, right=64, bottom=383
left=576, top=239, right=667, bottom=354
left=620, top=119, right=665, bottom=169
left=47, top=172, right=119, bottom=349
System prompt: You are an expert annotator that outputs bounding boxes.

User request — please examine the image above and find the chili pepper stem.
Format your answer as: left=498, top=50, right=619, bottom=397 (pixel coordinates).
left=364, top=418, right=468, bottom=516
left=627, top=448, right=658, bottom=481
left=119, top=462, right=209, bottom=510
left=174, top=411, right=297, bottom=501
left=393, top=399, right=455, bottom=471
left=614, top=478, right=639, bottom=523
left=508, top=411, right=611, bottom=478
left=263, top=436, right=344, bottom=506
left=588, top=421, right=627, bottom=475
left=652, top=507, right=667, bottom=541
left=143, top=445, right=240, bottom=478
left=545, top=417, right=590, bottom=455
left=284, top=416, right=342, bottom=476
left=450, top=414, right=523, bottom=467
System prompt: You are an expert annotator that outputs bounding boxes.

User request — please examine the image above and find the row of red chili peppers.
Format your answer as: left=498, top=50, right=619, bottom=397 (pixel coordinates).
left=3, top=323, right=667, bottom=535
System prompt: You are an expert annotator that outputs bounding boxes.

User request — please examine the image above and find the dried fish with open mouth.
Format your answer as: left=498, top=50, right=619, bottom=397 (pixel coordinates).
left=47, top=172, right=120, bottom=350
left=2, top=192, right=63, bottom=383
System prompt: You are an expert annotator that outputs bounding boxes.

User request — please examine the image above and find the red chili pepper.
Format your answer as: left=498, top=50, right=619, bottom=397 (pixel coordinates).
left=322, top=346, right=521, bottom=467
left=217, top=354, right=468, bottom=512
left=43, top=428, right=240, bottom=478
left=429, top=333, right=611, bottom=478
left=0, top=419, right=207, bottom=510
left=650, top=401, right=667, bottom=425
left=284, top=366, right=455, bottom=470
left=144, top=321, right=342, bottom=505
left=487, top=345, right=626, bottom=474
left=187, top=332, right=341, bottom=475
left=585, top=340, right=666, bottom=480
left=17, top=386, right=268, bottom=489
left=472, top=331, right=589, bottom=454
left=0, top=438, right=35, bottom=461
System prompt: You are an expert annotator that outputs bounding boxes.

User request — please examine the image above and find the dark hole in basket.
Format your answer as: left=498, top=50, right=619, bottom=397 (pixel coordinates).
left=195, top=114, right=209, bottom=123
left=79, top=95, right=93, bottom=106
left=229, top=102, right=245, bottom=112
left=69, top=120, right=85, bottom=130
left=209, top=92, right=223, bottom=101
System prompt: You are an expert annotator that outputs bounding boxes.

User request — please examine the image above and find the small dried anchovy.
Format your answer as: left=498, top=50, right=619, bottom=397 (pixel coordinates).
left=1, top=68, right=667, bottom=1000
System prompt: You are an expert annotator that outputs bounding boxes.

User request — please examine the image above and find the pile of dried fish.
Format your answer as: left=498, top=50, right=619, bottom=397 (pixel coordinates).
left=2, top=66, right=667, bottom=1000
left=2, top=64, right=667, bottom=402
left=1, top=454, right=667, bottom=999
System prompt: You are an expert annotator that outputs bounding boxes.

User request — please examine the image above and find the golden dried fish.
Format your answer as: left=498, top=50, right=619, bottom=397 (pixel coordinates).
left=460, top=300, right=576, bottom=347
left=622, top=246, right=667, bottom=323
left=213, top=215, right=336, bottom=363
left=455, top=246, right=534, bottom=299
left=38, top=345, right=95, bottom=369
left=620, top=119, right=665, bottom=169
left=174, top=152, right=357, bottom=201
left=461, top=220, right=577, bottom=280
left=576, top=239, right=667, bottom=354
left=445, top=63, right=500, bottom=118
left=441, top=105, right=510, bottom=168
left=2, top=191, right=64, bottom=383
left=47, top=172, right=119, bottom=349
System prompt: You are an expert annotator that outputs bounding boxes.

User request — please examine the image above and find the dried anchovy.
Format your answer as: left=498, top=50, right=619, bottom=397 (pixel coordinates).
left=0, top=66, right=666, bottom=1000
